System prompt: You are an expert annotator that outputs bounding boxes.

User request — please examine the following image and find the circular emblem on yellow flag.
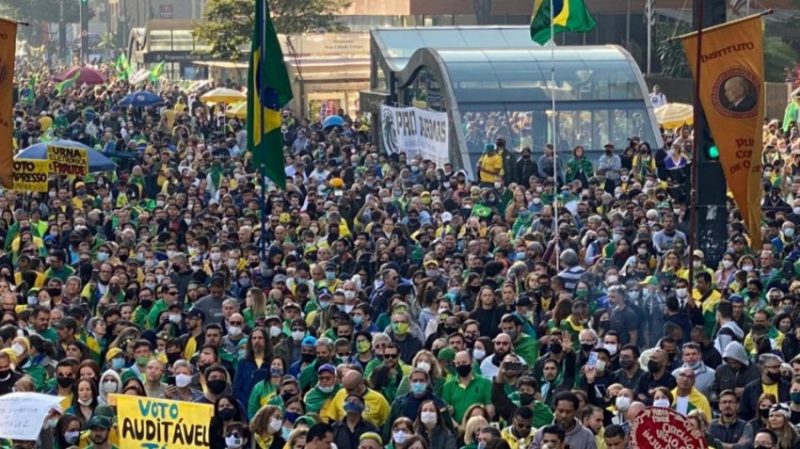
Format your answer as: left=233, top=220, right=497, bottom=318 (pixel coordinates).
left=711, top=68, right=759, bottom=118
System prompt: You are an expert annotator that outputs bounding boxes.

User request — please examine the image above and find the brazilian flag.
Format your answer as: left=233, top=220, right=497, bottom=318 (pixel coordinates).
left=247, top=0, right=293, bottom=189
left=530, top=0, right=596, bottom=45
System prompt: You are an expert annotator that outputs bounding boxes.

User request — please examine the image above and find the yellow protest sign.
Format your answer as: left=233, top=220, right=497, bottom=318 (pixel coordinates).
left=46, top=144, right=88, bottom=177
left=12, top=159, right=49, bottom=192
left=116, top=395, right=214, bottom=449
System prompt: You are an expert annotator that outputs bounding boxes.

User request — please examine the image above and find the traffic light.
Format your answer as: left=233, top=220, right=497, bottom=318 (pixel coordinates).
left=697, top=110, right=720, bottom=163
left=704, top=142, right=720, bottom=161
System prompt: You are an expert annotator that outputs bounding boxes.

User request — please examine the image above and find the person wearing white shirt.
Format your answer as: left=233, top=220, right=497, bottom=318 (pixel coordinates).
left=649, top=85, right=667, bottom=108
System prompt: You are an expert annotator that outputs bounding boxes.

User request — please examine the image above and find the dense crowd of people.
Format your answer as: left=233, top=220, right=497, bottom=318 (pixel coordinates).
left=4, top=57, right=800, bottom=449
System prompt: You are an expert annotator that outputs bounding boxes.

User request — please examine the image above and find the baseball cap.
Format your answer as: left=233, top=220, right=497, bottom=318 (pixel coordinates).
left=317, top=363, right=336, bottom=375
left=302, top=336, right=317, bottom=347
left=187, top=309, right=206, bottom=321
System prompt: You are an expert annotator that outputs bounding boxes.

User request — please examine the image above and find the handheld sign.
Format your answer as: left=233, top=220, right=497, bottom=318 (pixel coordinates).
left=631, top=406, right=706, bottom=449
left=47, top=144, right=89, bottom=177
left=116, top=395, right=214, bottom=449
left=0, top=392, right=62, bottom=441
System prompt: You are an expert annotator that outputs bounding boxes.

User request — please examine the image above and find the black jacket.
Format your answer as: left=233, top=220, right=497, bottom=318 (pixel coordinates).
left=739, top=378, right=791, bottom=421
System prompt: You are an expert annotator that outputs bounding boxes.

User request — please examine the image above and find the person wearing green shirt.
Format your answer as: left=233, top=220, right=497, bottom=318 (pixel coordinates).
left=499, top=314, right=539, bottom=366
left=565, top=146, right=594, bottom=186
left=299, top=337, right=335, bottom=391
left=146, top=286, right=180, bottom=330
left=441, top=350, right=493, bottom=423
left=131, top=288, right=156, bottom=330
left=303, top=363, right=341, bottom=421
left=44, top=252, right=75, bottom=283
left=491, top=357, right=555, bottom=429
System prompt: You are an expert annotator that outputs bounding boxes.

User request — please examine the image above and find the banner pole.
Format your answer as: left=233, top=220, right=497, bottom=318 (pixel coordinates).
left=550, top=0, right=560, bottom=273
left=688, top=0, right=705, bottom=293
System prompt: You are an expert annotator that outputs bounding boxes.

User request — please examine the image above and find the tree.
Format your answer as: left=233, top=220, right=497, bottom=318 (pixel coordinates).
left=193, top=0, right=350, bottom=60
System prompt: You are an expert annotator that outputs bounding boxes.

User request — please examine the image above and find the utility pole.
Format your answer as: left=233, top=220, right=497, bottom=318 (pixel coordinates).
left=80, top=0, right=89, bottom=63
left=645, top=0, right=654, bottom=74
left=59, top=0, right=67, bottom=62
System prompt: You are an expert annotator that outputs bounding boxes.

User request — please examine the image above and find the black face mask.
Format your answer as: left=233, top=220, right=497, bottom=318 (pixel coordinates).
left=166, top=352, right=181, bottom=364
left=549, top=342, right=563, bottom=355
left=301, top=353, right=315, bottom=363
left=647, top=360, right=661, bottom=373
left=281, top=391, right=296, bottom=402
left=759, top=408, right=771, bottom=419
left=519, top=393, right=535, bottom=406
left=139, top=300, right=153, bottom=309
left=207, top=379, right=226, bottom=395
left=218, top=408, right=236, bottom=421
left=767, top=371, right=782, bottom=383
left=455, top=365, right=472, bottom=378
left=57, top=376, right=74, bottom=388
left=109, top=285, right=120, bottom=295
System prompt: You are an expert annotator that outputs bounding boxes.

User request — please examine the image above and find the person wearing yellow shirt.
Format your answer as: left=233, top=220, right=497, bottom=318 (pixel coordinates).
left=500, top=407, right=536, bottom=449
left=477, top=144, right=503, bottom=185
left=328, top=370, right=389, bottom=427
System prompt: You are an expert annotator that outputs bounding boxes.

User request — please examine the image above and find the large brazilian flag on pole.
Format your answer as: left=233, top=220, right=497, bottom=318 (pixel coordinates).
left=247, top=0, right=293, bottom=189
left=530, top=0, right=596, bottom=45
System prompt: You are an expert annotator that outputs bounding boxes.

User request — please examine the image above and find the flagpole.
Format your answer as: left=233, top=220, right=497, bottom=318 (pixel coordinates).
left=688, top=0, right=704, bottom=293
left=550, top=0, right=560, bottom=273
left=259, top=0, right=269, bottom=262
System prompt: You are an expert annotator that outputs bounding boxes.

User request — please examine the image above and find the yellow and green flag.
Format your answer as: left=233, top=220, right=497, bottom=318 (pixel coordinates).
left=149, top=61, right=165, bottom=82
left=54, top=70, right=80, bottom=95
left=530, top=0, right=596, bottom=45
left=247, top=0, right=293, bottom=189
left=116, top=53, right=131, bottom=80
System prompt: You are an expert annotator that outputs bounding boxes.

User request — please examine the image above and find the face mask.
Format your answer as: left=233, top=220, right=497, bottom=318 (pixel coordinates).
left=77, top=398, right=93, bottom=406
left=319, top=300, right=330, bottom=310
left=318, top=385, right=334, bottom=394
left=210, top=252, right=221, bottom=262
left=356, top=340, right=371, bottom=353
left=742, top=264, right=754, bottom=272
left=416, top=361, right=431, bottom=373
left=101, top=380, right=118, bottom=394
left=619, top=359, right=634, bottom=370
left=767, top=371, right=782, bottom=383
left=675, top=288, right=688, bottom=299
left=759, top=408, right=771, bottom=419
left=392, top=322, right=409, bottom=335
left=393, top=431, right=409, bottom=444
left=456, top=365, right=472, bottom=378
left=647, top=360, right=661, bottom=372
left=112, top=358, right=126, bottom=370
left=722, top=260, right=734, bottom=269
left=473, top=349, right=486, bottom=361
left=791, top=392, right=800, bottom=404
left=344, top=290, right=356, bottom=301
left=97, top=252, right=109, bottom=262
left=268, top=418, right=283, bottom=433
left=64, top=431, right=80, bottom=444
left=615, top=396, right=631, bottom=412
left=239, top=278, right=251, bottom=288
left=11, top=343, right=24, bottom=357
left=653, top=398, right=670, bottom=408
left=57, top=377, right=74, bottom=388
left=344, top=400, right=365, bottom=414
left=291, top=330, right=305, bottom=342
left=175, top=373, right=192, bottom=388
left=207, top=379, right=227, bottom=395
left=420, top=411, right=437, bottom=426
left=224, top=435, right=243, bottom=448
left=411, top=381, right=427, bottom=395
left=325, top=271, right=336, bottom=281
left=550, top=342, right=563, bottom=354
left=228, top=326, right=242, bottom=337
left=596, top=360, right=607, bottom=373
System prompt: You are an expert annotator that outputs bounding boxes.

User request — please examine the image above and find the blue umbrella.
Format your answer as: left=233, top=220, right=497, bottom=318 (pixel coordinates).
left=322, top=115, right=345, bottom=129
left=118, top=90, right=163, bottom=108
left=15, top=140, right=117, bottom=172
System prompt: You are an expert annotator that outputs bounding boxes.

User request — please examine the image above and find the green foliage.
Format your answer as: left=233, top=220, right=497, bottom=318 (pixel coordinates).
left=764, top=36, right=798, bottom=82
left=193, top=0, right=351, bottom=60
left=655, top=20, right=691, bottom=79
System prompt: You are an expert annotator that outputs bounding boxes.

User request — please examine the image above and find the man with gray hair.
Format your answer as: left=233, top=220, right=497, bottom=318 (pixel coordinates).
left=739, top=353, right=790, bottom=420
left=558, top=249, right=585, bottom=293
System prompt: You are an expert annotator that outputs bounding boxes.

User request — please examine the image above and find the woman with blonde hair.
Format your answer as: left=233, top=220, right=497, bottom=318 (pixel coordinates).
left=459, top=416, right=489, bottom=449
left=283, top=428, right=307, bottom=449
left=250, top=405, right=285, bottom=449
left=767, top=404, right=800, bottom=449
left=243, top=287, right=268, bottom=329
left=395, top=351, right=444, bottom=397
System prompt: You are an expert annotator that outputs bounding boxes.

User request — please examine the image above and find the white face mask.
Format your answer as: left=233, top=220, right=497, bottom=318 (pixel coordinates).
left=416, top=361, right=431, bottom=373
left=175, top=373, right=192, bottom=388
left=615, top=396, right=631, bottom=412
left=225, top=435, right=243, bottom=449
left=270, top=326, right=282, bottom=338
left=344, top=290, right=356, bottom=301
left=675, top=288, right=688, bottom=299
left=101, top=380, right=118, bottom=394
left=473, top=349, right=486, bottom=361
left=420, top=411, right=437, bottom=426
left=604, top=343, right=618, bottom=356
left=268, top=418, right=283, bottom=434
left=393, top=431, right=409, bottom=444
left=722, top=260, right=734, bottom=269
left=291, top=330, right=305, bottom=342
left=11, top=343, right=24, bottom=356
left=653, top=398, right=670, bottom=408
left=228, top=326, right=242, bottom=337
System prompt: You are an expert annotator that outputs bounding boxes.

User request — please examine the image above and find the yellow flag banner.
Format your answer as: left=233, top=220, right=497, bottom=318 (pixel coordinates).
left=681, top=15, right=764, bottom=249
left=46, top=144, right=88, bottom=177
left=12, top=159, right=49, bottom=192
left=116, top=395, right=214, bottom=449
left=0, top=19, right=17, bottom=189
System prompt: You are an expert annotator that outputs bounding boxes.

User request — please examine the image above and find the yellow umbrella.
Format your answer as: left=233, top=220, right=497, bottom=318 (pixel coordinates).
left=200, top=87, right=246, bottom=104
left=226, top=102, right=247, bottom=119
left=654, top=103, right=693, bottom=129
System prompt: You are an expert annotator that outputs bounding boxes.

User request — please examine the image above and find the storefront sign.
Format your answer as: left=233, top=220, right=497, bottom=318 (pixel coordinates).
left=380, top=104, right=449, bottom=168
